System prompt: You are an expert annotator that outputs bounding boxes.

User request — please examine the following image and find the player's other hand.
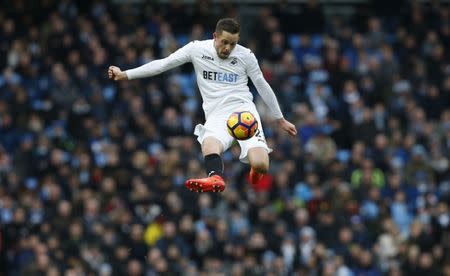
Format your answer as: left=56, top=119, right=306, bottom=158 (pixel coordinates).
left=108, top=66, right=128, bottom=81
left=277, top=117, right=297, bottom=137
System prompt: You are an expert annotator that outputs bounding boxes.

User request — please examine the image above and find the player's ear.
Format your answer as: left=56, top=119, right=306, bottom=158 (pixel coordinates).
left=213, top=32, right=217, bottom=39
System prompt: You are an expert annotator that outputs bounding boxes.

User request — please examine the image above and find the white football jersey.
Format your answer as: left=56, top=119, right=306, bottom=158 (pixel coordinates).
left=126, top=39, right=283, bottom=119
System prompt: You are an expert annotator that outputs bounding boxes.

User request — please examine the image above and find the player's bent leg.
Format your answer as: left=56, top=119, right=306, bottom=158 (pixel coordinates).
left=185, top=137, right=226, bottom=193
left=247, top=147, right=269, bottom=185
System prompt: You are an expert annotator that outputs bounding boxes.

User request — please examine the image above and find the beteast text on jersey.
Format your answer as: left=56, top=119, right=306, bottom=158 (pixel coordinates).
left=202, top=70, right=239, bottom=83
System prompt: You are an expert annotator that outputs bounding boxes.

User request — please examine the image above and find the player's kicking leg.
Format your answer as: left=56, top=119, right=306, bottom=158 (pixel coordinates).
left=247, top=147, right=269, bottom=186
left=185, top=137, right=226, bottom=193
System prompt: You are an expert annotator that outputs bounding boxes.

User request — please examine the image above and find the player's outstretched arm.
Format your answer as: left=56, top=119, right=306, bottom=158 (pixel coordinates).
left=108, top=42, right=193, bottom=81
left=252, top=75, right=297, bottom=137
left=108, top=66, right=128, bottom=81
left=246, top=52, right=297, bottom=137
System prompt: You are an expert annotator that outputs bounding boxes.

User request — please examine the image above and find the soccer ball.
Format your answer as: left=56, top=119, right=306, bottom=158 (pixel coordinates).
left=227, top=111, right=258, bottom=140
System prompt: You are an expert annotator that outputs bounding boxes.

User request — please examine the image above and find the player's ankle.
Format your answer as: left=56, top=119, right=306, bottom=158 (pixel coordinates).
left=205, top=153, right=224, bottom=177
left=208, top=171, right=223, bottom=178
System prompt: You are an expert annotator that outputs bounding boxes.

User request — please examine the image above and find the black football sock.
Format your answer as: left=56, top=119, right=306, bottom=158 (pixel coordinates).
left=204, top=153, right=224, bottom=177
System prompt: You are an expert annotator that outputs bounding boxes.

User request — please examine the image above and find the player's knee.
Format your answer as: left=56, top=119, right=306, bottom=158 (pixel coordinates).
left=252, top=161, right=269, bottom=174
left=202, top=137, right=224, bottom=155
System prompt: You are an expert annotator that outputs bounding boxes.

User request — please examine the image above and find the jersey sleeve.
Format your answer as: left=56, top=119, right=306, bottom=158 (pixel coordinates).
left=245, top=51, right=284, bottom=119
left=125, top=41, right=194, bottom=80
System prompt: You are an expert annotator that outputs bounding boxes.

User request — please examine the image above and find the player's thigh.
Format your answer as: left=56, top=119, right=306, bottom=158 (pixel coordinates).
left=194, top=112, right=234, bottom=154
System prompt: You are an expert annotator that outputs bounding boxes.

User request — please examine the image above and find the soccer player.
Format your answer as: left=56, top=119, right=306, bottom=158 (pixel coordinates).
left=108, top=18, right=297, bottom=193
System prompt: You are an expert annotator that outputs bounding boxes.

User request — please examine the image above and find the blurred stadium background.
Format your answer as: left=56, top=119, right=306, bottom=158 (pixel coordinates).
left=1, top=0, right=450, bottom=275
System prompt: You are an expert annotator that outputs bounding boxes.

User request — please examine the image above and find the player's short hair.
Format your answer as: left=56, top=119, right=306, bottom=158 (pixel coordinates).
left=215, top=18, right=240, bottom=35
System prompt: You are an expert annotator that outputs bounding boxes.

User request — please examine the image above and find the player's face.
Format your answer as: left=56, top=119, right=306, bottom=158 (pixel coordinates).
left=213, top=31, right=239, bottom=59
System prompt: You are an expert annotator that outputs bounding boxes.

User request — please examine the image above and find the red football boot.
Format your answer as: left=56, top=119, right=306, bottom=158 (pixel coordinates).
left=185, top=175, right=225, bottom=193
left=248, top=167, right=264, bottom=186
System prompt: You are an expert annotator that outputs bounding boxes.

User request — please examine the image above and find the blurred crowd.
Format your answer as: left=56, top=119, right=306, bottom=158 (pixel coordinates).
left=1, top=0, right=450, bottom=275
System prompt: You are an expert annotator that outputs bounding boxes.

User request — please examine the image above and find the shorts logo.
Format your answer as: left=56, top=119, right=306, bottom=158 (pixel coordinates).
left=230, top=57, right=238, bottom=66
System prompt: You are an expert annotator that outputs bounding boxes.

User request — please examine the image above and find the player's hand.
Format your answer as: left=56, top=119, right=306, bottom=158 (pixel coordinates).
left=108, top=66, right=128, bottom=81
left=277, top=117, right=297, bottom=137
